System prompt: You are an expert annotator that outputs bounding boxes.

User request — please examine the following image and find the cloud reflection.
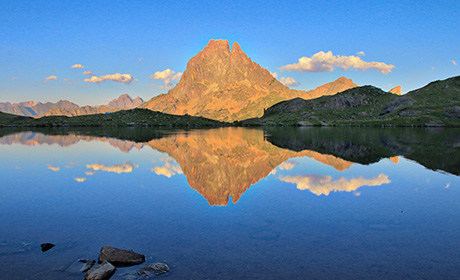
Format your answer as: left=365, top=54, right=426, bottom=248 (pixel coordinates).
left=151, top=158, right=183, bottom=178
left=279, top=174, right=390, bottom=196
left=86, top=162, right=138, bottom=174
left=47, top=165, right=60, bottom=172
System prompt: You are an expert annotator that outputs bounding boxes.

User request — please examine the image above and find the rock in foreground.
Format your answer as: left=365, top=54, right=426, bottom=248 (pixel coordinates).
left=98, top=246, right=145, bottom=267
left=40, top=243, right=55, bottom=252
left=138, top=263, right=170, bottom=276
left=85, top=260, right=116, bottom=280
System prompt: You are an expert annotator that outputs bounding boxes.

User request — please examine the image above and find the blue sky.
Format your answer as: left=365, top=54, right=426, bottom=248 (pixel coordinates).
left=1, top=0, right=459, bottom=105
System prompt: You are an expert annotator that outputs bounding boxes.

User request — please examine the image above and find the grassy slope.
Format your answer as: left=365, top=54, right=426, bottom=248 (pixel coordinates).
left=240, top=76, right=460, bottom=127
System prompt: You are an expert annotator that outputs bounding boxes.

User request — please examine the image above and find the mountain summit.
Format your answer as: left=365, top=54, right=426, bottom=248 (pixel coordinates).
left=142, top=39, right=357, bottom=121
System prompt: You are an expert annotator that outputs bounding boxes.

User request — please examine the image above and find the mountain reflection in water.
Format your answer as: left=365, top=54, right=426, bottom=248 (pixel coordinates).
left=1, top=127, right=458, bottom=205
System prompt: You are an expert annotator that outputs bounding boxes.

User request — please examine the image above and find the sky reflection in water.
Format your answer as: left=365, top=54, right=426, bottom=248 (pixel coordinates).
left=0, top=127, right=459, bottom=279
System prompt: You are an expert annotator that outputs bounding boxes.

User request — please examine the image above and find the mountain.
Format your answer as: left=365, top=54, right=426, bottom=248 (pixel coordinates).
left=0, top=94, right=145, bottom=117
left=240, top=75, right=460, bottom=127
left=141, top=39, right=357, bottom=122
left=0, top=100, right=79, bottom=117
left=107, top=94, right=144, bottom=110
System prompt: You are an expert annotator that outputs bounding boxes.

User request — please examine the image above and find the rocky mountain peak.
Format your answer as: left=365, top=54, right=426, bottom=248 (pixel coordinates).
left=141, top=40, right=358, bottom=122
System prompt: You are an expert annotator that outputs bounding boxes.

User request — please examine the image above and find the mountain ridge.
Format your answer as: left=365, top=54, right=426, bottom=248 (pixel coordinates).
left=0, top=94, right=144, bottom=117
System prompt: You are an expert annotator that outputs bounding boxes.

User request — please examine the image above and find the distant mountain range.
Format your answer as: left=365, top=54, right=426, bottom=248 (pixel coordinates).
left=0, top=94, right=144, bottom=117
left=140, top=39, right=358, bottom=122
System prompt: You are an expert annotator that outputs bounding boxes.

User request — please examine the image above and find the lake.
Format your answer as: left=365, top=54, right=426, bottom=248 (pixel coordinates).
left=0, top=127, right=459, bottom=279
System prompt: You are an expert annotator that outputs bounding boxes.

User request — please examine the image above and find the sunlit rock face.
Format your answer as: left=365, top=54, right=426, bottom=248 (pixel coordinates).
left=389, top=85, right=402, bottom=95
left=142, top=39, right=357, bottom=122
left=147, top=128, right=354, bottom=205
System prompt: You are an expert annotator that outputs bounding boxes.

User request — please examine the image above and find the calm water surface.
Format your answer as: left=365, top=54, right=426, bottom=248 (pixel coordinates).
left=0, top=127, right=459, bottom=279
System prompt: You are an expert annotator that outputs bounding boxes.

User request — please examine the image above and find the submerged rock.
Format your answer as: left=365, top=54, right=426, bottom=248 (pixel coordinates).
left=64, top=259, right=96, bottom=274
left=98, top=246, right=145, bottom=267
left=138, top=263, right=170, bottom=276
left=85, top=260, right=116, bottom=280
left=79, top=259, right=97, bottom=272
left=40, top=243, right=55, bottom=252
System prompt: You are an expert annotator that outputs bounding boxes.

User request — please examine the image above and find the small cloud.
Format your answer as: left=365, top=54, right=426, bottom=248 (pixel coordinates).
left=47, top=164, right=60, bottom=172
left=150, top=84, right=156, bottom=87
left=151, top=158, right=183, bottom=178
left=270, top=72, right=278, bottom=78
left=269, top=169, right=277, bottom=175
left=151, top=69, right=182, bottom=89
left=71, top=64, right=84, bottom=69
left=11, top=77, right=18, bottom=80
left=279, top=160, right=298, bottom=170
left=280, top=77, right=300, bottom=87
left=83, top=71, right=95, bottom=76
left=432, top=67, right=435, bottom=70
left=357, top=51, right=365, bottom=56
left=138, top=58, right=143, bottom=61
left=84, top=73, right=138, bottom=84
left=62, top=78, right=73, bottom=84
left=45, top=75, right=57, bottom=81
left=446, top=183, right=450, bottom=189
left=281, top=51, right=395, bottom=74
left=452, top=60, right=457, bottom=66
left=85, top=171, right=96, bottom=176
left=353, top=191, right=361, bottom=196
left=74, top=177, right=86, bottom=182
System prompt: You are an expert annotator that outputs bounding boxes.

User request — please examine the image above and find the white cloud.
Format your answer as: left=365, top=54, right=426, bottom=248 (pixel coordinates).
left=71, top=64, right=84, bottom=69
left=281, top=51, right=395, bottom=74
left=151, top=69, right=183, bottom=89
left=280, top=77, right=300, bottom=87
left=452, top=60, right=457, bottom=66
left=270, top=72, right=278, bottom=78
left=83, top=71, right=95, bottom=76
left=357, top=51, right=365, bottom=56
left=84, top=73, right=138, bottom=84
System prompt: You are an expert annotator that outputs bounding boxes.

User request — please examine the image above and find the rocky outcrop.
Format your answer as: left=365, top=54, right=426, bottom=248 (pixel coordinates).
left=380, top=96, right=416, bottom=115
left=98, top=246, right=145, bottom=267
left=85, top=260, right=116, bottom=280
left=265, top=86, right=392, bottom=116
left=138, top=263, right=170, bottom=276
left=389, top=85, right=402, bottom=95
left=141, top=39, right=357, bottom=121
